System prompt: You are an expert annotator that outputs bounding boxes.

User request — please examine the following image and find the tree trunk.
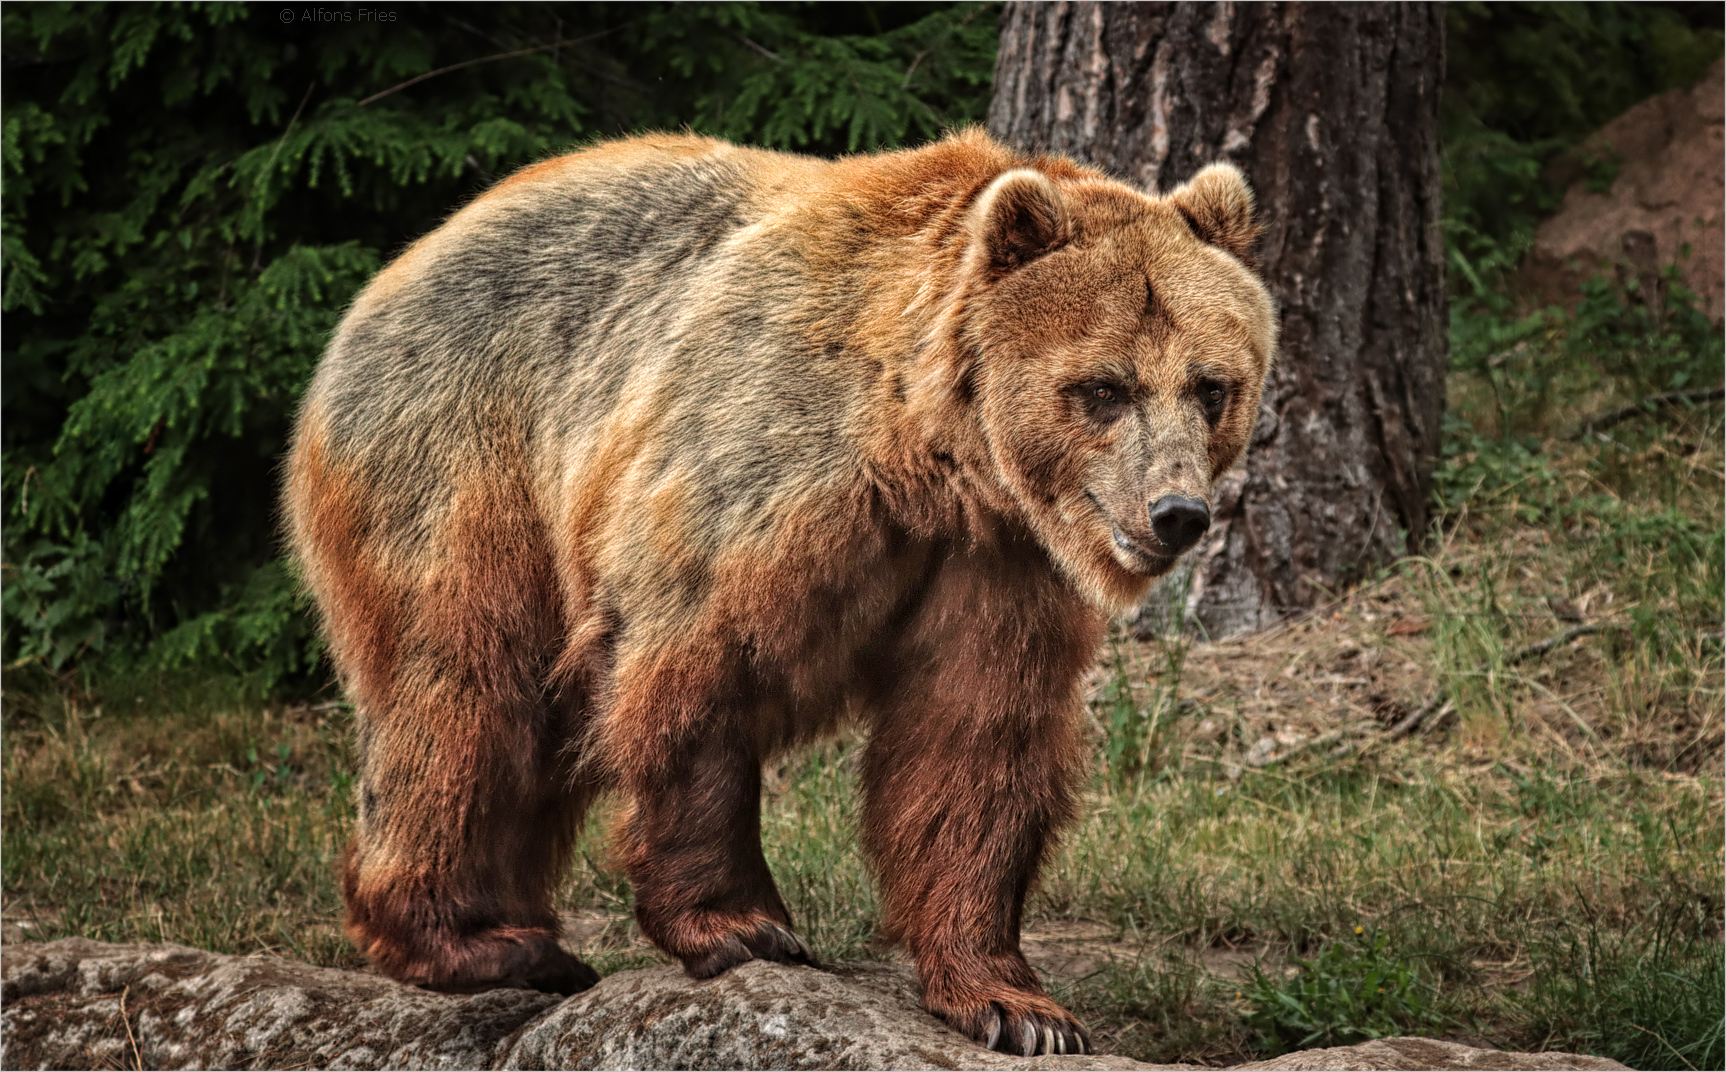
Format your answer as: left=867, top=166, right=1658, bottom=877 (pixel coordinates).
left=989, top=2, right=1447, bottom=638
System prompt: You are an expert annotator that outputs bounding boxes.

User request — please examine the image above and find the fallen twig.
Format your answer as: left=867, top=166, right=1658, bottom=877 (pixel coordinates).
left=119, top=984, right=144, bottom=1071
left=1505, top=622, right=1609, bottom=664
left=1375, top=625, right=1606, bottom=744
left=1569, top=386, right=1725, bottom=439
left=1386, top=697, right=1454, bottom=740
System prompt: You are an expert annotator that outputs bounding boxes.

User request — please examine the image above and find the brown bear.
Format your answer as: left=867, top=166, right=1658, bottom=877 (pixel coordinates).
left=284, top=129, right=1275, bottom=1057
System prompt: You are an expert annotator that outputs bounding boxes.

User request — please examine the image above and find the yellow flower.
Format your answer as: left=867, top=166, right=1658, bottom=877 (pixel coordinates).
left=1355, top=926, right=1364, bottom=935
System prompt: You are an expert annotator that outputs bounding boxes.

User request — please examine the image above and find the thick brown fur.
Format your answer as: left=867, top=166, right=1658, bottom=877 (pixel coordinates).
left=284, top=129, right=1276, bottom=1056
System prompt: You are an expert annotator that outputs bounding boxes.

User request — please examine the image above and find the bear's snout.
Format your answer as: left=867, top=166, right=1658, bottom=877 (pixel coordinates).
left=1148, top=495, right=1210, bottom=555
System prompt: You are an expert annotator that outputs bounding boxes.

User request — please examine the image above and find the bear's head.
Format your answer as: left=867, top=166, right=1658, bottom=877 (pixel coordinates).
left=959, top=162, right=1277, bottom=610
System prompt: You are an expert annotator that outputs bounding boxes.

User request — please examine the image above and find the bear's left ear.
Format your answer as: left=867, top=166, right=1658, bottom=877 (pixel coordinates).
left=967, top=169, right=1071, bottom=277
left=1168, top=163, right=1261, bottom=269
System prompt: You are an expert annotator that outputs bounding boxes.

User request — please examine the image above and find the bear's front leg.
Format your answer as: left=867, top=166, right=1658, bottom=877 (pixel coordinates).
left=860, top=710, right=1092, bottom=1055
left=860, top=557, right=1101, bottom=1056
left=612, top=696, right=817, bottom=979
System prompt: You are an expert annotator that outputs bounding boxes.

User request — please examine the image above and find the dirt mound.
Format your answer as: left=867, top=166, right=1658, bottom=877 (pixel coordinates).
left=1519, top=58, right=1724, bottom=320
left=1, top=938, right=1626, bottom=1070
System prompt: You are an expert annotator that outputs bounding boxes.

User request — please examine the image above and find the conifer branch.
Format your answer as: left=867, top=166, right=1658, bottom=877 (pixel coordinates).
left=357, top=32, right=614, bottom=107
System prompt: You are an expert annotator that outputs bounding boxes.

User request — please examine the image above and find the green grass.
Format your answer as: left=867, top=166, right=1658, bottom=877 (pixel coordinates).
left=1039, top=760, right=1721, bottom=1064
left=1058, top=945, right=1246, bottom=1061
left=4, top=282, right=1722, bottom=1068
left=1516, top=897, right=1725, bottom=1071
left=7, top=702, right=1716, bottom=1066
left=2, top=688, right=358, bottom=966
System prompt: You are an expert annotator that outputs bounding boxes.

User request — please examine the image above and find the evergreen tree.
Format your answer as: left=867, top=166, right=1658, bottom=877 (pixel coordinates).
left=1, top=2, right=999, bottom=689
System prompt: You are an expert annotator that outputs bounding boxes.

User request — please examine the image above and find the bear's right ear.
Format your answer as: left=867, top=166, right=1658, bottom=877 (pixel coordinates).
left=1167, top=163, right=1261, bottom=268
left=966, top=169, right=1070, bottom=277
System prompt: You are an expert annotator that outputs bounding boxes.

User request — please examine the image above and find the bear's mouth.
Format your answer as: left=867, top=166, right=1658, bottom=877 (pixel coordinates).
left=1110, top=523, right=1174, bottom=572
left=1086, top=492, right=1174, bottom=574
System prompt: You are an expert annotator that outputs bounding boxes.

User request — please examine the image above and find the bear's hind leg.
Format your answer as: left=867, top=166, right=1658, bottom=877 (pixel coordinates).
left=611, top=694, right=815, bottom=979
left=318, top=456, right=600, bottom=995
left=343, top=664, right=601, bottom=995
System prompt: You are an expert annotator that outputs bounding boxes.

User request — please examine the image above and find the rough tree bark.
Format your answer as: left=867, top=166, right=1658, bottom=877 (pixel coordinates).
left=989, top=2, right=1447, bottom=637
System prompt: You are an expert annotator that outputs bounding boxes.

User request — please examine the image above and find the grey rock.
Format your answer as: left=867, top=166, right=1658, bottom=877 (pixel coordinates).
left=0, top=940, right=1624, bottom=1071
left=1231, top=1037, right=1628, bottom=1071
left=1, top=938, right=561, bottom=1070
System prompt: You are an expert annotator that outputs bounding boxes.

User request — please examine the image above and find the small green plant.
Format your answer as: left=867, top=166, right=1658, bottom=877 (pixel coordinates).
left=1579, top=144, right=1622, bottom=194
left=1405, top=555, right=1515, bottom=728
left=1431, top=416, right=1560, bottom=520
left=246, top=740, right=296, bottom=796
left=1095, top=633, right=1193, bottom=784
left=1241, top=929, right=1444, bottom=1055
left=1098, top=643, right=1146, bottom=782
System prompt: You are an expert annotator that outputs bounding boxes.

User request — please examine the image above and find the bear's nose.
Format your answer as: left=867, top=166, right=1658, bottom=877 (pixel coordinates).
left=1148, top=495, right=1210, bottom=554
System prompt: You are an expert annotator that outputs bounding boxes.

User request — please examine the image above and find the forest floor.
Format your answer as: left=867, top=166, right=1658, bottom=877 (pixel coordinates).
left=4, top=298, right=1722, bottom=1070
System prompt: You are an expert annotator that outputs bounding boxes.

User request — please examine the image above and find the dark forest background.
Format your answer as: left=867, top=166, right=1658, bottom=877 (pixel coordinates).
left=3, top=2, right=1721, bottom=696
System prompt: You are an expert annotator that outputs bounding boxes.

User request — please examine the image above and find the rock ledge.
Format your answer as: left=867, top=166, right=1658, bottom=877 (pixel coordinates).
left=0, top=939, right=1625, bottom=1071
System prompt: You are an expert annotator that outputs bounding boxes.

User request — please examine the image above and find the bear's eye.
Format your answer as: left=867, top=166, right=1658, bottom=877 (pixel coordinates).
left=1073, top=381, right=1129, bottom=422
left=1199, top=381, right=1228, bottom=423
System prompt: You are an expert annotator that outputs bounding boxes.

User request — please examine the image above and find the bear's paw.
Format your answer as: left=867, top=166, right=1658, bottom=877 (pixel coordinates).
left=681, top=916, right=819, bottom=980
left=926, top=985, right=1091, bottom=1056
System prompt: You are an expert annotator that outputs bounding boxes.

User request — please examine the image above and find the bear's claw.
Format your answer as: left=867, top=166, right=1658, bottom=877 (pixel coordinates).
left=966, top=1001, right=1090, bottom=1056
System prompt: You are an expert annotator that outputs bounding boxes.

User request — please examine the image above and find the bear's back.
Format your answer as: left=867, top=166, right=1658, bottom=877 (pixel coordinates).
left=295, top=136, right=873, bottom=557
left=310, top=137, right=804, bottom=434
